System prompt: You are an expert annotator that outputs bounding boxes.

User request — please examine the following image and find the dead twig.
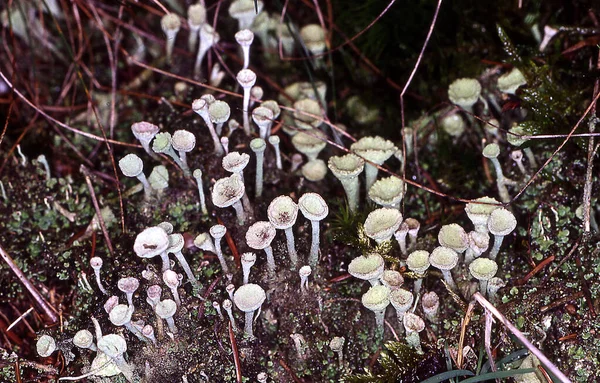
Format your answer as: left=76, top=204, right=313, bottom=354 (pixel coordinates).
left=456, top=301, right=475, bottom=369
left=228, top=322, right=242, bottom=383
left=80, top=165, right=114, bottom=256
left=472, top=293, right=572, bottom=383
left=0, top=244, right=58, bottom=324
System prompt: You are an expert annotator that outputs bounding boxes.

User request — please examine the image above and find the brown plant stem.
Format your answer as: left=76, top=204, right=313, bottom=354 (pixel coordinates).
left=0, top=244, right=58, bottom=325
left=472, top=293, right=572, bottom=383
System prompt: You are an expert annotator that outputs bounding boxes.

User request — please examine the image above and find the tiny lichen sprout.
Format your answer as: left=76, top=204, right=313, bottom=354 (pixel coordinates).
left=405, top=218, right=420, bottom=251
left=327, top=154, right=365, bottom=212
left=351, top=136, right=397, bottom=192
left=210, top=224, right=230, bottom=274
left=511, top=150, right=527, bottom=176
left=118, top=153, right=152, bottom=199
left=437, top=224, right=469, bottom=254
left=268, top=135, right=283, bottom=169
left=235, top=29, right=254, bottom=69
left=211, top=174, right=246, bottom=225
left=301, top=159, right=328, bottom=182
left=97, top=333, right=135, bottom=382
left=194, top=232, right=216, bottom=254
left=187, top=4, right=206, bottom=52
left=348, top=253, right=385, bottom=286
left=361, top=285, right=391, bottom=336
left=329, top=336, right=345, bottom=368
left=267, top=195, right=300, bottom=268
left=368, top=176, right=405, bottom=209
left=222, top=151, right=251, bottom=212
left=171, top=130, right=196, bottom=177
left=228, top=0, right=264, bottom=30
left=152, top=132, right=186, bottom=171
left=252, top=106, right=274, bottom=140
left=90, top=256, right=107, bottom=295
left=192, top=98, right=223, bottom=156
left=364, top=208, right=403, bottom=244
left=146, top=285, right=162, bottom=310
left=483, top=143, right=511, bottom=203
left=117, top=277, right=139, bottom=307
left=380, top=269, right=404, bottom=291
left=403, top=313, right=425, bottom=354
left=222, top=299, right=238, bottom=331
left=168, top=233, right=201, bottom=290
left=469, top=258, right=498, bottom=295
left=74, top=329, right=97, bottom=351
left=465, top=196, right=501, bottom=233
left=497, top=68, right=526, bottom=95
left=155, top=299, right=178, bottom=334
left=421, top=291, right=440, bottom=323
left=250, top=86, right=264, bottom=106
left=429, top=246, right=459, bottom=290
left=406, top=250, right=430, bottom=295
left=162, top=269, right=182, bottom=307
left=133, top=226, right=170, bottom=272
left=194, top=24, right=220, bottom=78
left=390, top=288, right=414, bottom=331
left=109, top=304, right=145, bottom=340
left=161, top=13, right=181, bottom=65
left=192, top=169, right=208, bottom=215
left=142, top=325, right=157, bottom=345
left=448, top=78, right=482, bottom=113
left=487, top=207, right=517, bottom=260
left=148, top=165, right=169, bottom=197
left=394, top=223, right=409, bottom=256
left=293, top=98, right=323, bottom=130
left=241, top=252, right=256, bottom=284
left=292, top=129, right=328, bottom=164
left=299, top=24, right=326, bottom=67
left=233, top=283, right=266, bottom=339
left=487, top=277, right=506, bottom=304
left=299, top=265, right=312, bottom=292
left=221, top=136, right=230, bottom=154
left=237, top=69, right=257, bottom=135
left=37, top=334, right=56, bottom=357
left=298, top=193, right=329, bottom=267
left=245, top=221, right=277, bottom=274
left=250, top=138, right=266, bottom=197
left=290, top=153, right=303, bottom=173
left=465, top=231, right=490, bottom=265
left=441, top=113, right=466, bottom=137
left=213, top=301, right=224, bottom=320
left=507, top=124, right=537, bottom=167
left=157, top=221, right=173, bottom=234
left=209, top=100, right=231, bottom=136
left=131, top=121, right=160, bottom=159
left=104, top=295, right=119, bottom=314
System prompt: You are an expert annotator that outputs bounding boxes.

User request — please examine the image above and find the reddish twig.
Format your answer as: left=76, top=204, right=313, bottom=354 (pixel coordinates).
left=0, top=244, right=58, bottom=324
left=516, top=255, right=555, bottom=286
left=229, top=322, right=242, bottom=383
left=278, top=358, right=305, bottom=383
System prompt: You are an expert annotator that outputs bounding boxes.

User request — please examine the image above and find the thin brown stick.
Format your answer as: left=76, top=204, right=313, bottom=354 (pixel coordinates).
left=80, top=165, right=114, bottom=256
left=472, top=293, right=572, bottom=383
left=456, top=301, right=475, bottom=369
left=0, top=244, right=58, bottom=324
left=229, top=322, right=242, bottom=383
